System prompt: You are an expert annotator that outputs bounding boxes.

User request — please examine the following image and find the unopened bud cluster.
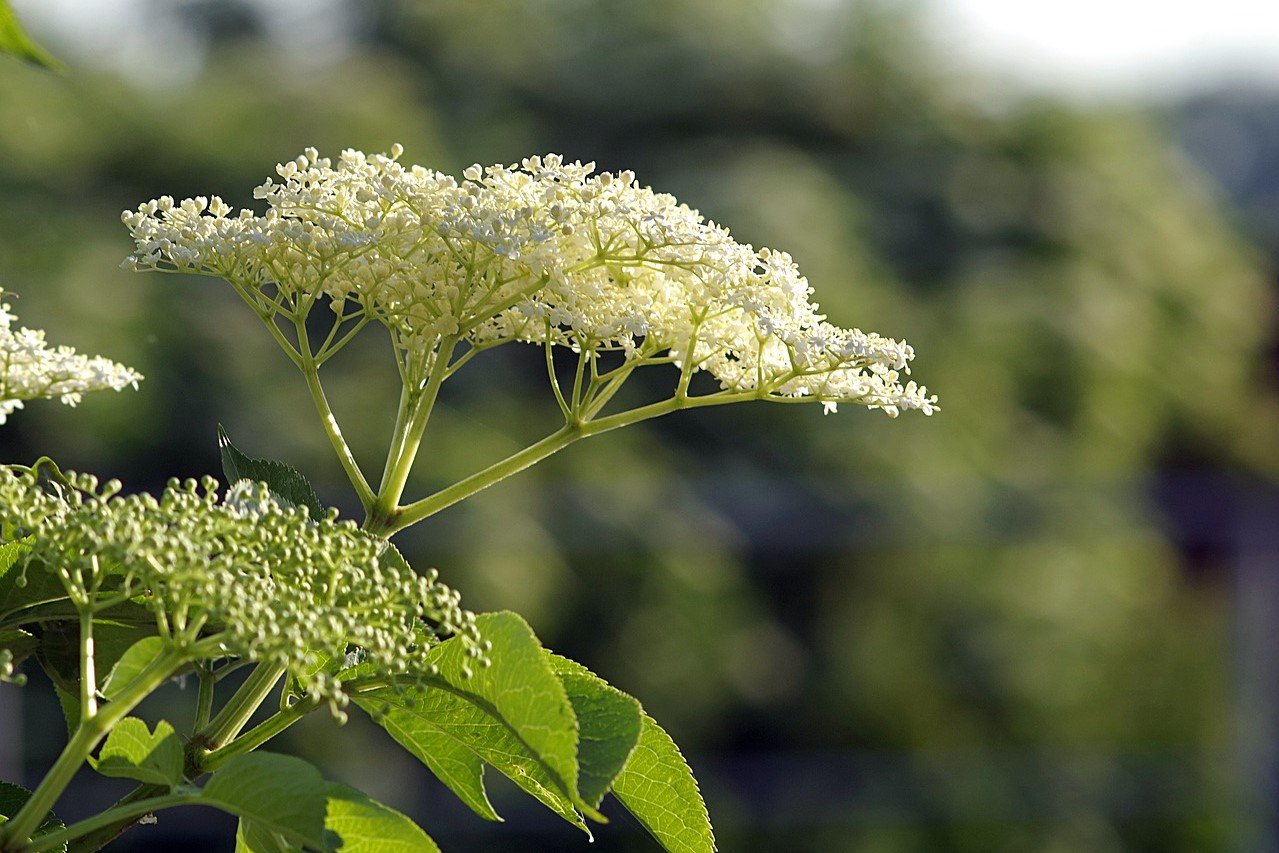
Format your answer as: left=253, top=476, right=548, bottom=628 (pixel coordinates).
left=0, top=295, right=141, bottom=424
left=123, top=148, right=935, bottom=416
left=0, top=468, right=480, bottom=702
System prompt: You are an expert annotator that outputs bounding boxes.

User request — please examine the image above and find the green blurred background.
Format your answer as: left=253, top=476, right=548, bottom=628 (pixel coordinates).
left=3, top=1, right=1279, bottom=850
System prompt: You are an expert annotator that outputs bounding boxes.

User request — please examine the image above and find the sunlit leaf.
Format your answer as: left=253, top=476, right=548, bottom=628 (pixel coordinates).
left=612, top=712, right=716, bottom=853
left=354, top=611, right=597, bottom=832
left=93, top=717, right=183, bottom=787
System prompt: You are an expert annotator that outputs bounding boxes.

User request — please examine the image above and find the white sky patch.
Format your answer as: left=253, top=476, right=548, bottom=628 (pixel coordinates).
left=929, top=0, right=1279, bottom=97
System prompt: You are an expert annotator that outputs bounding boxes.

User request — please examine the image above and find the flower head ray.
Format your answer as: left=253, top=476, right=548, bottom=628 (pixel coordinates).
left=123, top=148, right=935, bottom=417
left=0, top=295, right=142, bottom=425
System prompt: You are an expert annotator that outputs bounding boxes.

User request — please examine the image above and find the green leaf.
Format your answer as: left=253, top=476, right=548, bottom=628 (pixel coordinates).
left=612, top=713, right=716, bottom=853
left=218, top=425, right=324, bottom=518
left=0, top=628, right=37, bottom=668
left=100, top=636, right=165, bottom=702
left=93, top=717, right=183, bottom=787
left=354, top=690, right=507, bottom=824
left=430, top=612, right=582, bottom=803
left=0, top=780, right=66, bottom=851
left=323, top=783, right=441, bottom=852
left=354, top=611, right=596, bottom=832
left=0, top=539, right=68, bottom=623
left=235, top=784, right=441, bottom=853
left=545, top=653, right=642, bottom=808
left=202, top=752, right=330, bottom=850
left=54, top=685, right=78, bottom=737
left=234, top=818, right=295, bottom=853
left=37, top=620, right=160, bottom=734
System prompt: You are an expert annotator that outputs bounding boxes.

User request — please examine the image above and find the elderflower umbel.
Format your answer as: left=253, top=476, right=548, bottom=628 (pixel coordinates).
left=0, top=295, right=141, bottom=424
left=0, top=468, right=480, bottom=706
left=123, top=148, right=935, bottom=417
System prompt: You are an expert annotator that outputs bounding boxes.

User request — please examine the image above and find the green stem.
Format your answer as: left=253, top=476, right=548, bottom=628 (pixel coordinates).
left=194, top=663, right=286, bottom=753
left=78, top=607, right=97, bottom=721
left=387, top=390, right=762, bottom=534
left=300, top=358, right=374, bottom=510
left=386, top=424, right=581, bottom=533
left=65, top=784, right=166, bottom=853
left=25, top=794, right=198, bottom=853
left=366, top=338, right=458, bottom=533
left=193, top=665, right=215, bottom=732
left=199, top=696, right=320, bottom=773
left=0, top=650, right=184, bottom=851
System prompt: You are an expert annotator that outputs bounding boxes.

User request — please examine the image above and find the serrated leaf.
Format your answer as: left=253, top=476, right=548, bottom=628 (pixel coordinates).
left=612, top=713, right=716, bottom=853
left=100, top=636, right=165, bottom=702
left=54, top=684, right=78, bottom=737
left=546, top=653, right=642, bottom=807
left=235, top=784, right=441, bottom=853
left=323, top=783, right=441, bottom=852
left=354, top=611, right=596, bottom=832
left=202, top=752, right=330, bottom=850
left=429, top=612, right=582, bottom=806
left=354, top=690, right=507, bottom=824
left=93, top=718, right=183, bottom=787
left=218, top=425, right=324, bottom=518
left=0, top=780, right=67, bottom=851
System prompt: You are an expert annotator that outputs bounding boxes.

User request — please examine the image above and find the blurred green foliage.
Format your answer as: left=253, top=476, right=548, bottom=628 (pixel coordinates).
left=1, top=0, right=1274, bottom=850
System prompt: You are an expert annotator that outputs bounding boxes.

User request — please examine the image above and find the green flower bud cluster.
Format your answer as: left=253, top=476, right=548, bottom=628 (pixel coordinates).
left=0, top=467, right=480, bottom=702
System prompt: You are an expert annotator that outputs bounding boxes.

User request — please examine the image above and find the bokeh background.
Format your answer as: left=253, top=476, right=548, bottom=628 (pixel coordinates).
left=3, top=1, right=1279, bottom=850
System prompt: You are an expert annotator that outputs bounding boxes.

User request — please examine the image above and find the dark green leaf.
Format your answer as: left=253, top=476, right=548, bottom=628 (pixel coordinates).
left=218, top=425, right=324, bottom=518
left=54, top=684, right=78, bottom=737
left=93, top=718, right=183, bottom=787
left=0, top=628, right=37, bottom=668
left=0, top=780, right=66, bottom=851
left=202, top=752, right=329, bottom=850
left=545, top=653, right=642, bottom=807
left=0, top=539, right=68, bottom=623
left=612, top=713, right=716, bottom=853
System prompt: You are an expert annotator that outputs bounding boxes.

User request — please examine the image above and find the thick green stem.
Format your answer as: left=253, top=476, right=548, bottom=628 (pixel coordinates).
left=78, top=608, right=96, bottom=720
left=65, top=784, right=167, bottom=853
left=366, top=338, right=458, bottom=533
left=194, top=663, right=286, bottom=754
left=199, top=696, right=319, bottom=773
left=25, top=794, right=198, bottom=853
left=0, top=649, right=184, bottom=851
left=193, top=665, right=215, bottom=732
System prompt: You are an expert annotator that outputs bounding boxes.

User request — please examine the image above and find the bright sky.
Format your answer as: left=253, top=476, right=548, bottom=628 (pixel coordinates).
left=931, top=0, right=1279, bottom=97
left=14, top=0, right=1279, bottom=98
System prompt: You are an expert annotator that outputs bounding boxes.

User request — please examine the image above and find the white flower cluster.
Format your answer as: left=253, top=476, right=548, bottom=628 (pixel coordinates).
left=0, top=296, right=142, bottom=424
left=123, top=147, right=935, bottom=416
left=0, top=469, right=480, bottom=703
